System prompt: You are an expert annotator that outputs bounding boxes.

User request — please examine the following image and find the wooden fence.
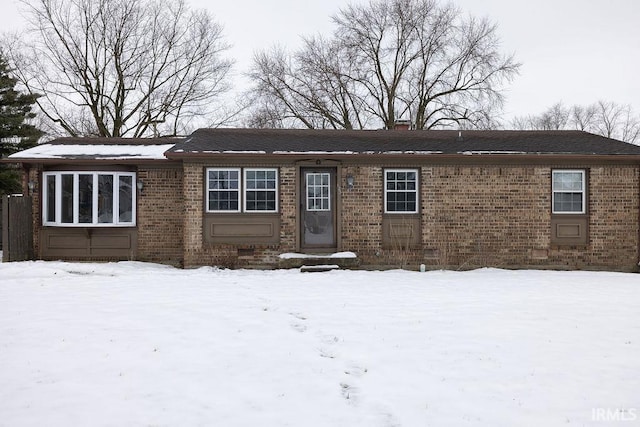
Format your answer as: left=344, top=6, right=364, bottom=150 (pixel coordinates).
left=1, top=195, right=33, bottom=262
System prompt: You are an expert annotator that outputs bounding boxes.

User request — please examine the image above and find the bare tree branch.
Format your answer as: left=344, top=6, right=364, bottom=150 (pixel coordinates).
left=7, top=0, right=233, bottom=137
left=246, top=0, right=519, bottom=130
left=511, top=100, right=640, bottom=144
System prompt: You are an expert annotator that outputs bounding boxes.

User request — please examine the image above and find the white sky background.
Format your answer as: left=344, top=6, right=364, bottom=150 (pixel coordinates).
left=2, top=0, right=639, bottom=123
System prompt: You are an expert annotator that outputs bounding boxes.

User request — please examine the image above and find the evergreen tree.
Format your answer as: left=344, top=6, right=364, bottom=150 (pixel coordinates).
left=0, top=50, right=43, bottom=195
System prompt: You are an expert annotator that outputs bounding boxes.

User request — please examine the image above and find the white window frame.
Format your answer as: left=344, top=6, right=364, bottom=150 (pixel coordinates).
left=206, top=167, right=279, bottom=213
left=305, top=172, right=331, bottom=212
left=384, top=168, right=419, bottom=214
left=206, top=168, right=241, bottom=213
left=243, top=168, right=279, bottom=213
left=42, top=171, right=136, bottom=227
left=552, top=170, right=586, bottom=214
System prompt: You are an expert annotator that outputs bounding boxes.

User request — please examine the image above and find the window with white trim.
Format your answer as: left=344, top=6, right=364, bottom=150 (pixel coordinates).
left=384, top=169, right=419, bottom=213
left=206, top=168, right=278, bottom=213
left=207, top=168, right=240, bottom=212
left=306, top=172, right=330, bottom=211
left=244, top=169, right=277, bottom=212
left=552, top=170, right=586, bottom=214
left=42, top=171, right=136, bottom=226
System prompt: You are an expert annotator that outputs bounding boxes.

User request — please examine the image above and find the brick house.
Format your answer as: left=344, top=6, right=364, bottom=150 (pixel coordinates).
left=6, top=128, right=640, bottom=271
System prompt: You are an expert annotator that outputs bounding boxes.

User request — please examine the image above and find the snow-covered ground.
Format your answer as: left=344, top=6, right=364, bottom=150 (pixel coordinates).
left=1, top=261, right=638, bottom=426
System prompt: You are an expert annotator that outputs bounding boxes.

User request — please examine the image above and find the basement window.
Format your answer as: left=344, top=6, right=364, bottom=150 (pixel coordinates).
left=43, top=171, right=136, bottom=226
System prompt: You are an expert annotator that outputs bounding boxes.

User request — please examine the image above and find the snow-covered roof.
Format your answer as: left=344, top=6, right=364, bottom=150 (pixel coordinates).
left=8, top=143, right=176, bottom=161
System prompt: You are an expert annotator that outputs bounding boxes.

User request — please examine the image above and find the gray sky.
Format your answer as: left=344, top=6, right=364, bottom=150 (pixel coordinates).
left=3, top=0, right=639, bottom=122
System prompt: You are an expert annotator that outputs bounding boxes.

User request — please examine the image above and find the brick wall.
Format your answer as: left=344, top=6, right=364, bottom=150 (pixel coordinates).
left=136, top=166, right=184, bottom=265
left=178, top=162, right=638, bottom=271
left=339, top=164, right=638, bottom=271
left=182, top=163, right=297, bottom=268
left=422, top=166, right=551, bottom=269
left=341, top=165, right=383, bottom=258
left=548, top=166, right=639, bottom=270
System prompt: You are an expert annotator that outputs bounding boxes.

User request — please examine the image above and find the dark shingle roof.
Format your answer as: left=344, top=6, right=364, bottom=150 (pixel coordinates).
left=167, top=129, right=640, bottom=156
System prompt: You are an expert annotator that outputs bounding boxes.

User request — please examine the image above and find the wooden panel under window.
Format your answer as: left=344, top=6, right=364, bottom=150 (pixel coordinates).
left=40, top=228, right=137, bottom=259
left=204, top=213, right=280, bottom=245
left=381, top=214, right=421, bottom=249
left=550, top=215, right=588, bottom=246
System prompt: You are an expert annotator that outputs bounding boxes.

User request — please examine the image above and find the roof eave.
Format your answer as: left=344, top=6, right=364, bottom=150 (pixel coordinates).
left=164, top=151, right=640, bottom=162
left=2, top=157, right=177, bottom=165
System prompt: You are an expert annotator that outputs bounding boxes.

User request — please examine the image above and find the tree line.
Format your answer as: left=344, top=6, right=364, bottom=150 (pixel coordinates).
left=511, top=101, right=639, bottom=144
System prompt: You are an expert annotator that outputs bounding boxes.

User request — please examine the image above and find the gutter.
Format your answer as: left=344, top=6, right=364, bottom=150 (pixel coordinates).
left=1, top=158, right=179, bottom=165
left=163, top=151, right=640, bottom=165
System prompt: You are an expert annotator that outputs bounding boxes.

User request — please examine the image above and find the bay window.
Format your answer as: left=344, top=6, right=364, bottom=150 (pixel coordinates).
left=43, top=172, right=136, bottom=226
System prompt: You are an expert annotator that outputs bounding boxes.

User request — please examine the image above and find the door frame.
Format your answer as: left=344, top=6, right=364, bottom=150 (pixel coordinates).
left=296, top=163, right=341, bottom=252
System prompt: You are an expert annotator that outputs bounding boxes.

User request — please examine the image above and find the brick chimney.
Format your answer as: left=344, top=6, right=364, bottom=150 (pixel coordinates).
left=393, top=119, right=412, bottom=131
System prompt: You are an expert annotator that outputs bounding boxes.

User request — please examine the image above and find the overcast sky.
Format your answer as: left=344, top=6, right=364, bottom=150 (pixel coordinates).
left=3, top=0, right=639, bottom=123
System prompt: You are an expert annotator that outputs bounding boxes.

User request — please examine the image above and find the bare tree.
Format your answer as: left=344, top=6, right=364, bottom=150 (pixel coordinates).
left=247, top=0, right=519, bottom=130
left=248, top=40, right=371, bottom=130
left=593, top=100, right=640, bottom=143
left=511, top=102, right=569, bottom=130
left=6, top=0, right=233, bottom=137
left=570, top=104, right=597, bottom=131
left=511, top=100, right=640, bottom=144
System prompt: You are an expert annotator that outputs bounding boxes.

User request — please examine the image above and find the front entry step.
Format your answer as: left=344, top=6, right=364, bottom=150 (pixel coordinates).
left=300, top=264, right=340, bottom=273
left=279, top=251, right=359, bottom=269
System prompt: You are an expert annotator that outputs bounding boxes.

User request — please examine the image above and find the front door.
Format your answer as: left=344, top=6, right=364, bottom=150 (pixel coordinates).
left=301, top=168, right=336, bottom=249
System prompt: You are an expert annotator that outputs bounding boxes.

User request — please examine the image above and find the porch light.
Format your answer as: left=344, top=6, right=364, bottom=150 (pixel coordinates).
left=136, top=179, right=144, bottom=193
left=346, top=175, right=355, bottom=190
left=27, top=180, right=36, bottom=195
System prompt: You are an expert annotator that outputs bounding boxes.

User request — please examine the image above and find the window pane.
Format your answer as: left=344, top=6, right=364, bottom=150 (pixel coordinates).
left=46, top=175, right=56, bottom=223
left=119, top=176, right=133, bottom=223
left=78, top=174, right=93, bottom=223
left=61, top=174, right=74, bottom=223
left=209, top=190, right=239, bottom=211
left=554, top=192, right=582, bottom=213
left=246, top=190, right=276, bottom=211
left=245, top=169, right=277, bottom=212
left=385, top=170, right=418, bottom=212
left=306, top=173, right=329, bottom=211
left=228, top=171, right=239, bottom=189
left=553, top=171, right=585, bottom=213
left=553, top=172, right=583, bottom=191
left=208, top=169, right=240, bottom=211
left=97, top=175, right=114, bottom=223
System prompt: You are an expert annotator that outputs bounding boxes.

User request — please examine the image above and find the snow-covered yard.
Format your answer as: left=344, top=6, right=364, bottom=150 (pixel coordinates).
left=1, top=261, right=638, bottom=426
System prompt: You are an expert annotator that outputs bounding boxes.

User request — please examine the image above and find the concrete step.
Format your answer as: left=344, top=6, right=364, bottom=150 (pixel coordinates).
left=279, top=251, right=359, bottom=269
left=300, top=264, right=340, bottom=273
